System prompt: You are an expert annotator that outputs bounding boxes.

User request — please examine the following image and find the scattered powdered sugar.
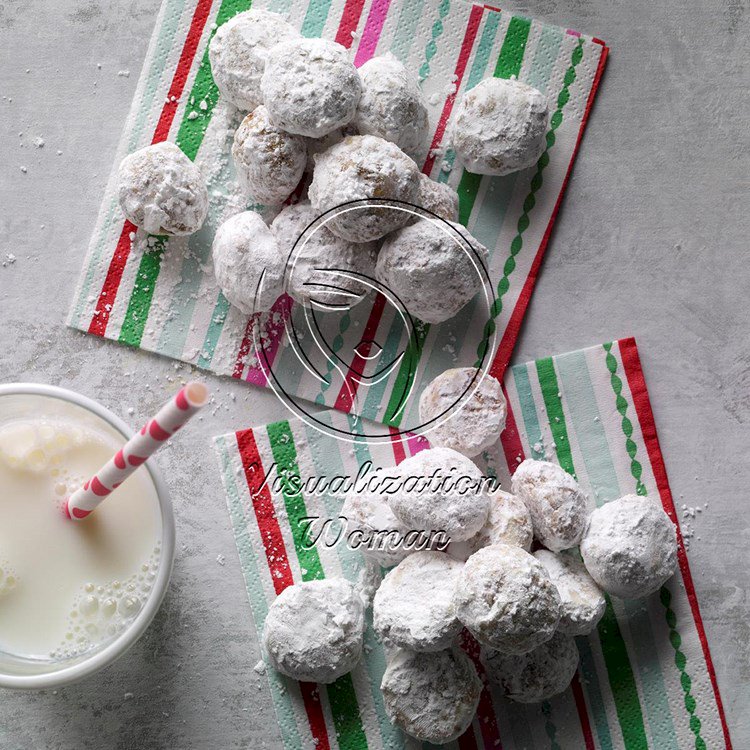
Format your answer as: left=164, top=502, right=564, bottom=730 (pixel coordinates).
left=451, top=77, right=549, bottom=176
left=308, top=135, right=420, bottom=242
left=354, top=53, right=429, bottom=160
left=449, top=489, right=533, bottom=561
left=376, top=219, right=489, bottom=324
left=262, top=578, right=365, bottom=683
left=380, top=647, right=481, bottom=744
left=511, top=459, right=589, bottom=552
left=211, top=211, right=284, bottom=315
left=580, top=494, right=678, bottom=599
left=484, top=632, right=580, bottom=703
left=534, top=549, right=605, bottom=635
left=373, top=551, right=463, bottom=652
left=117, top=142, right=208, bottom=236
left=419, top=367, right=507, bottom=457
left=387, top=447, right=490, bottom=543
left=208, top=9, right=299, bottom=112
left=261, top=38, right=361, bottom=138
left=231, top=105, right=307, bottom=205
left=454, top=543, right=561, bottom=653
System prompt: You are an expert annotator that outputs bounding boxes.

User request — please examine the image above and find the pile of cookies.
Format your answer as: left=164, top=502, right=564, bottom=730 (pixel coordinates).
left=262, top=365, right=679, bottom=745
left=115, top=8, right=551, bottom=326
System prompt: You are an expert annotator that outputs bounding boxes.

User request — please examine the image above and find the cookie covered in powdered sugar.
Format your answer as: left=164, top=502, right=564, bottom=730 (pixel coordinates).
left=262, top=578, right=365, bottom=684
left=261, top=38, right=361, bottom=138
left=231, top=106, right=307, bottom=205
left=419, top=367, right=507, bottom=457
left=380, top=647, right=481, bottom=744
left=511, top=459, right=589, bottom=552
left=415, top=172, right=460, bottom=222
left=388, top=447, right=490, bottom=543
left=454, top=543, right=561, bottom=654
left=373, top=551, right=463, bottom=652
left=353, top=53, right=429, bottom=159
left=117, top=142, right=208, bottom=236
left=580, top=494, right=678, bottom=599
left=271, top=201, right=377, bottom=310
left=376, top=218, right=489, bottom=324
left=449, top=489, right=533, bottom=561
left=208, top=9, right=300, bottom=112
left=309, top=135, right=421, bottom=242
left=534, top=549, right=605, bottom=636
left=483, top=631, right=579, bottom=703
left=451, top=77, right=549, bottom=176
left=212, top=211, right=284, bottom=315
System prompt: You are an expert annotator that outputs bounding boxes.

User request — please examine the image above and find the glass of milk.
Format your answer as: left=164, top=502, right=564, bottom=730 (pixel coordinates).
left=0, top=383, right=175, bottom=688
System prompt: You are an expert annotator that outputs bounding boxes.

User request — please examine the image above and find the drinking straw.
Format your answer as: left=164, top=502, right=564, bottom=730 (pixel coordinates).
left=64, top=382, right=209, bottom=520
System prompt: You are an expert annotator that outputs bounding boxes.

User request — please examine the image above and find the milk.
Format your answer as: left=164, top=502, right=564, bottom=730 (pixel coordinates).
left=0, top=394, right=161, bottom=661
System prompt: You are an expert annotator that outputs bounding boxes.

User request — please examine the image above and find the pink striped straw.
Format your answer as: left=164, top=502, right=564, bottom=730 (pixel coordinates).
left=64, top=382, right=209, bottom=521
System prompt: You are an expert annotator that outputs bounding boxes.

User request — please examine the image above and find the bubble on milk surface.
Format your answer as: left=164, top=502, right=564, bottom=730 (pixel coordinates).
left=0, top=561, right=18, bottom=598
left=50, top=544, right=162, bottom=660
left=0, top=419, right=89, bottom=474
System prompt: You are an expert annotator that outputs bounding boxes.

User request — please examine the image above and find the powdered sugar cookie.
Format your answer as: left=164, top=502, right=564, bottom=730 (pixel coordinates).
left=419, top=367, right=506, bottom=457
left=261, top=38, right=361, bottom=138
left=117, top=142, right=208, bottom=236
left=381, top=647, right=481, bottom=744
left=449, top=489, right=533, bottom=561
left=212, top=211, right=284, bottom=315
left=451, top=77, right=549, bottom=176
left=262, top=578, right=365, bottom=684
left=271, top=201, right=377, bottom=309
left=415, top=172, right=459, bottom=222
left=376, top=218, right=488, bottom=324
left=388, top=447, right=490, bottom=543
left=308, top=135, right=421, bottom=242
left=484, top=632, right=579, bottom=703
left=580, top=494, right=678, bottom=599
left=373, top=551, right=463, bottom=652
left=454, top=543, right=561, bottom=653
left=511, top=459, right=589, bottom=552
left=208, top=10, right=299, bottom=112
left=231, top=106, right=307, bottom=205
left=340, top=470, right=413, bottom=568
left=534, top=550, right=605, bottom=635
left=354, top=54, right=429, bottom=159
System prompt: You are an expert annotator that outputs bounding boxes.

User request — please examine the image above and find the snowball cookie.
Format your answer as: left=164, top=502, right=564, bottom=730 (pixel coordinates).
left=261, top=38, right=361, bottom=138
left=419, top=367, right=507, bottom=457
left=451, top=77, right=549, bottom=176
left=271, top=201, right=378, bottom=309
left=376, top=218, right=489, bottom=324
left=381, top=647, right=481, bottom=744
left=580, top=494, right=678, bottom=599
left=117, top=142, right=208, bottom=236
left=212, top=211, right=284, bottom=315
left=262, top=578, right=366, bottom=683
left=208, top=9, right=299, bottom=112
left=353, top=53, right=429, bottom=159
left=231, top=106, right=307, bottom=205
left=340, top=469, right=413, bottom=568
left=454, top=544, right=561, bottom=653
left=388, top=447, right=490, bottom=543
left=511, top=459, right=589, bottom=552
left=534, top=550, right=605, bottom=636
left=415, top=172, right=459, bottom=222
left=484, top=632, right=579, bottom=704
left=373, top=551, right=463, bottom=652
left=308, top=135, right=421, bottom=242
left=450, top=489, right=533, bottom=561
left=304, top=128, right=346, bottom=173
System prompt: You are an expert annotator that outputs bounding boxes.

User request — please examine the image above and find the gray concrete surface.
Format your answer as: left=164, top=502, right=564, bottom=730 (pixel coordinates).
left=0, top=0, right=748, bottom=747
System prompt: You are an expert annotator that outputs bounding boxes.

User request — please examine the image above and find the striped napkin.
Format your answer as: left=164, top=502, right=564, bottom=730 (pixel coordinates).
left=214, top=338, right=732, bottom=749
left=68, top=0, right=608, bottom=429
